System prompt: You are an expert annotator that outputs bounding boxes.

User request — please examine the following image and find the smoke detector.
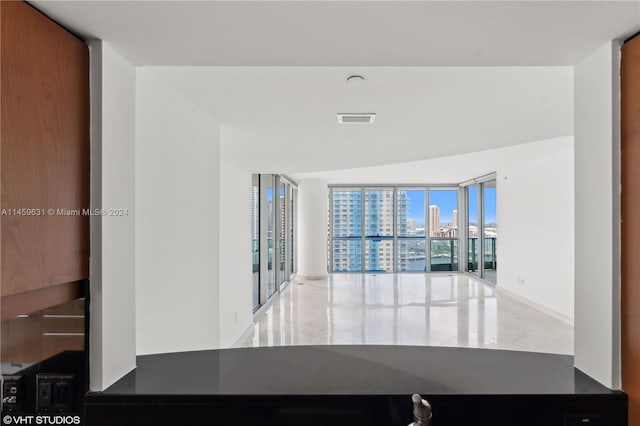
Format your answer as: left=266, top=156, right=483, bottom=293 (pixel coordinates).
left=337, top=113, right=376, bottom=124
left=346, top=75, right=365, bottom=85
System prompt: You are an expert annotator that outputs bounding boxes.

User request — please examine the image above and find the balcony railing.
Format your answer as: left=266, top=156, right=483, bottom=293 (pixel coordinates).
left=467, top=237, right=497, bottom=270
left=430, top=238, right=458, bottom=272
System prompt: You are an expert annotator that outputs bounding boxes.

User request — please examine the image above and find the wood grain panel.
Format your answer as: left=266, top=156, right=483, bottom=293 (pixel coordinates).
left=621, top=33, right=640, bottom=425
left=1, top=313, right=43, bottom=364
left=0, top=281, right=83, bottom=321
left=0, top=1, right=89, bottom=297
left=2, top=297, right=85, bottom=366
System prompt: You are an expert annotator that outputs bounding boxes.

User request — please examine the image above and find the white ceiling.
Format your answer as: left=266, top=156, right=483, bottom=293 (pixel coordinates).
left=153, top=66, right=572, bottom=172
left=290, top=136, right=572, bottom=183
left=32, top=1, right=640, bottom=66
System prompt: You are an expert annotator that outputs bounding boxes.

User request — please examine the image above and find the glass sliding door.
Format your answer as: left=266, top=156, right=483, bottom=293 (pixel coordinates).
left=462, top=176, right=497, bottom=284
left=483, top=180, right=497, bottom=284
left=253, top=174, right=298, bottom=312
left=293, top=188, right=298, bottom=275
left=331, top=188, right=362, bottom=272
left=277, top=180, right=287, bottom=287
left=429, top=189, right=459, bottom=271
left=289, top=185, right=295, bottom=279
left=260, top=174, right=276, bottom=299
left=252, top=174, right=260, bottom=311
left=396, top=189, right=426, bottom=272
left=364, top=189, right=394, bottom=272
left=467, top=184, right=480, bottom=275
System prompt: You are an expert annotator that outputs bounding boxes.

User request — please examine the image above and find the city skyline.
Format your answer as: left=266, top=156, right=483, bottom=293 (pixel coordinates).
left=331, top=188, right=467, bottom=272
left=419, top=189, right=497, bottom=224
left=405, top=190, right=466, bottom=224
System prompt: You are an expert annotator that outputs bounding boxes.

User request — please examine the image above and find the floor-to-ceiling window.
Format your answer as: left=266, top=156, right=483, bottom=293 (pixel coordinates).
left=331, top=188, right=363, bottom=272
left=429, top=189, right=459, bottom=271
left=364, top=189, right=394, bottom=272
left=289, top=185, right=296, bottom=279
left=278, top=180, right=287, bottom=287
left=483, top=180, right=497, bottom=284
left=396, top=189, right=426, bottom=272
left=466, top=184, right=480, bottom=276
left=261, top=175, right=276, bottom=298
left=252, top=174, right=260, bottom=311
left=254, top=174, right=298, bottom=312
left=463, top=175, right=497, bottom=283
left=329, top=185, right=460, bottom=273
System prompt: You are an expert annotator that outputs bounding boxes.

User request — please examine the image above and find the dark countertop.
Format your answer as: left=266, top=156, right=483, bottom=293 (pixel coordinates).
left=103, top=345, right=614, bottom=396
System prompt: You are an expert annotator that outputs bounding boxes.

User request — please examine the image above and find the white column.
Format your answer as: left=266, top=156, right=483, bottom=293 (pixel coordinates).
left=89, top=41, right=137, bottom=391
left=574, top=40, right=620, bottom=389
left=297, top=179, right=328, bottom=280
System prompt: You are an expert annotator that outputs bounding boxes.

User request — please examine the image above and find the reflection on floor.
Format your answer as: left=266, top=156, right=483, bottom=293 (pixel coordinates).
left=484, top=269, right=497, bottom=285
left=235, top=273, right=573, bottom=355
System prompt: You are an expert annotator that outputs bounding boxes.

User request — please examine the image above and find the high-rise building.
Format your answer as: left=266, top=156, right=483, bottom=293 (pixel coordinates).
left=395, top=191, right=409, bottom=271
left=396, top=191, right=409, bottom=236
left=452, top=209, right=458, bottom=229
left=364, top=190, right=395, bottom=271
left=331, top=190, right=362, bottom=271
left=331, top=189, right=406, bottom=272
left=429, top=205, right=440, bottom=237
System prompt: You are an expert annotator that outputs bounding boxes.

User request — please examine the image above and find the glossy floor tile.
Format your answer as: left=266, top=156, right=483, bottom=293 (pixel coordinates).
left=235, top=273, right=573, bottom=355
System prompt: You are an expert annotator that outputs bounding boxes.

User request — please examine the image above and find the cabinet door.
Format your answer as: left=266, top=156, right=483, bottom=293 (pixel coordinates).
left=1, top=1, right=89, bottom=299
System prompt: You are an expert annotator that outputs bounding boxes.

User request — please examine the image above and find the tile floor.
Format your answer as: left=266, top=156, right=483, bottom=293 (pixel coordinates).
left=235, top=273, right=573, bottom=355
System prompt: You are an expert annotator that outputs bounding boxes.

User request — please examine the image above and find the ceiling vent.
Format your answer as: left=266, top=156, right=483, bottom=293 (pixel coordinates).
left=337, top=113, right=376, bottom=124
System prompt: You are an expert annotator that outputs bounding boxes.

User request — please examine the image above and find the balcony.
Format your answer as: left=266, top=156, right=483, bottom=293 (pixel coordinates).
left=430, top=238, right=458, bottom=272
left=467, top=237, right=497, bottom=271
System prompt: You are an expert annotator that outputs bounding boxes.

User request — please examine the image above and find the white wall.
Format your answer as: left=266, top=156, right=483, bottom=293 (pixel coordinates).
left=298, top=180, right=329, bottom=279
left=573, top=41, right=620, bottom=389
left=497, top=138, right=575, bottom=321
left=300, top=138, right=576, bottom=322
left=218, top=154, right=253, bottom=347
left=89, top=41, right=137, bottom=391
left=135, top=68, right=221, bottom=355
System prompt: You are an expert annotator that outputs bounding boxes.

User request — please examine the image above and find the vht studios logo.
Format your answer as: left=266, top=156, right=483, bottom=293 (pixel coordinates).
left=2, top=415, right=80, bottom=425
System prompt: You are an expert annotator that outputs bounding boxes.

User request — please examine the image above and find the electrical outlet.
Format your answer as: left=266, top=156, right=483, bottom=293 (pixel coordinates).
left=2, top=375, right=25, bottom=412
left=37, top=381, right=52, bottom=411
left=36, top=373, right=74, bottom=413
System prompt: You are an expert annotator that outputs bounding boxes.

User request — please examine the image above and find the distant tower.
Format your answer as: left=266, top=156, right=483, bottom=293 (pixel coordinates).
left=452, top=209, right=458, bottom=228
left=429, top=205, right=440, bottom=237
left=331, top=190, right=362, bottom=271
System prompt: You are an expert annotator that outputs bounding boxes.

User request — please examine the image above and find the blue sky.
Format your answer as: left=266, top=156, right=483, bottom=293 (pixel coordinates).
left=467, top=187, right=496, bottom=224
left=406, top=189, right=496, bottom=224
left=484, top=188, right=496, bottom=223
left=406, top=190, right=426, bottom=223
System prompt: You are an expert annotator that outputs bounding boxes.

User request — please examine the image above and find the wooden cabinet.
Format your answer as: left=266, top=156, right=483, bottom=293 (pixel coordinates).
left=622, top=33, right=640, bottom=425
left=0, top=1, right=89, bottom=318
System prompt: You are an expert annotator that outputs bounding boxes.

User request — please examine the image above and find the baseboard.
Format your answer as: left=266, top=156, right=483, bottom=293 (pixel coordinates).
left=232, top=321, right=259, bottom=348
left=495, top=285, right=574, bottom=327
